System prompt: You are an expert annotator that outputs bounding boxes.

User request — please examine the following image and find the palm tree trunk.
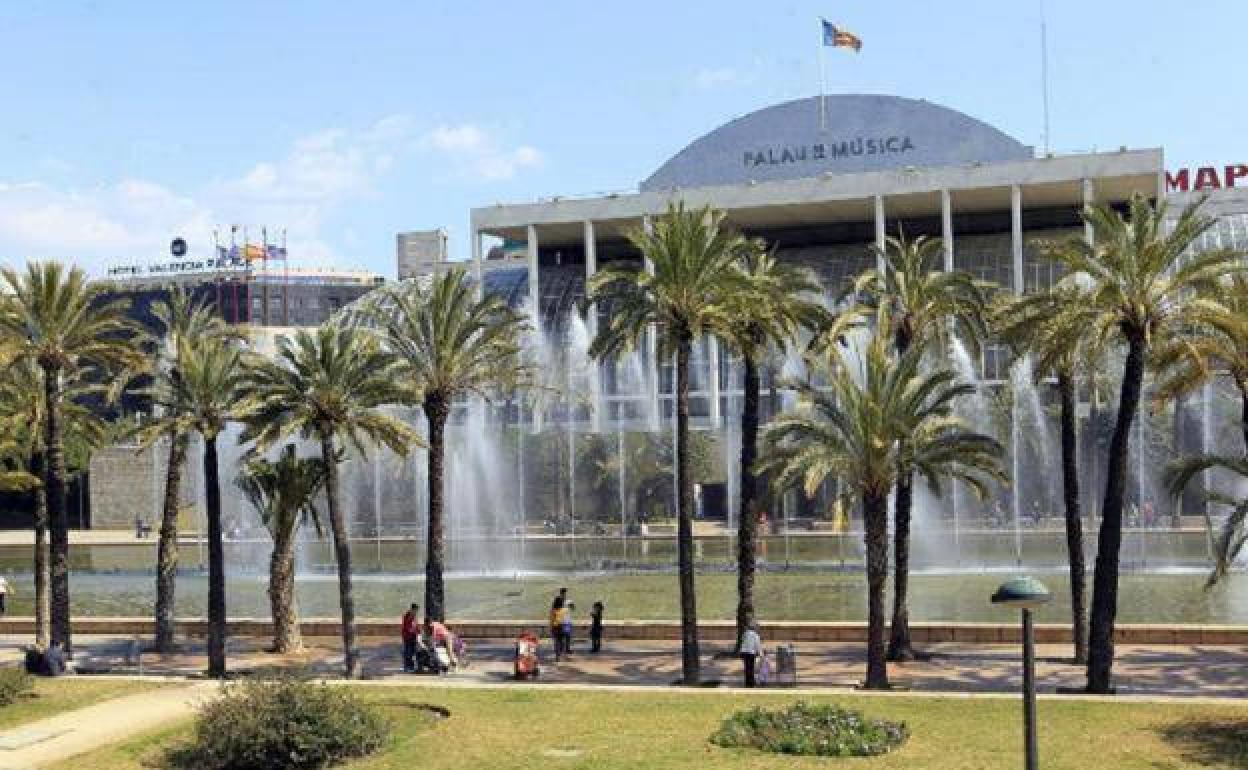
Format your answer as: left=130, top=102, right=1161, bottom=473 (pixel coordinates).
left=424, top=393, right=449, bottom=623
left=204, top=433, right=227, bottom=678
left=735, top=350, right=760, bottom=650
left=887, top=473, right=915, bottom=661
left=1059, top=371, right=1088, bottom=664
left=42, top=366, right=71, bottom=655
left=863, top=487, right=891, bottom=690
left=321, top=433, right=359, bottom=677
left=1087, top=335, right=1146, bottom=693
left=155, top=433, right=188, bottom=652
left=30, top=450, right=49, bottom=648
left=675, top=334, right=701, bottom=685
left=1239, top=382, right=1248, bottom=455
left=268, top=528, right=302, bottom=654
left=887, top=329, right=915, bottom=663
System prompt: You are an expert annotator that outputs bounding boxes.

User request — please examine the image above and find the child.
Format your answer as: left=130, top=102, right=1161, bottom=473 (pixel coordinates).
left=561, top=602, right=576, bottom=658
left=590, top=601, right=604, bottom=653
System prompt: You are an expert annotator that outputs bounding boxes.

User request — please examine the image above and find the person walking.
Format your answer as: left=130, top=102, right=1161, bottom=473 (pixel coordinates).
left=561, top=602, right=576, bottom=658
left=739, top=623, right=763, bottom=688
left=0, top=574, right=10, bottom=616
left=401, top=603, right=420, bottom=672
left=589, top=601, right=604, bottom=653
left=550, top=597, right=567, bottom=662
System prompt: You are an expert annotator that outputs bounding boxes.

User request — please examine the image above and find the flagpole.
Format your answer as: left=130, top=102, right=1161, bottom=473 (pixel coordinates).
left=818, top=18, right=828, bottom=131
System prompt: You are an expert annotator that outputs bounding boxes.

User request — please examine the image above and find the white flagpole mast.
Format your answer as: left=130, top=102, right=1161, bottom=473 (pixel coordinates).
left=818, top=18, right=828, bottom=131
left=1040, top=0, right=1051, bottom=155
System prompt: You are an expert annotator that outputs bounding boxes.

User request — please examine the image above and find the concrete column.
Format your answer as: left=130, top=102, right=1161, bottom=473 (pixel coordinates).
left=1011, top=185, right=1024, bottom=296
left=1082, top=178, right=1095, bottom=246
left=873, top=194, right=887, bottom=272
left=643, top=215, right=660, bottom=430
left=526, top=224, right=540, bottom=323
left=584, top=220, right=602, bottom=433
left=708, top=336, right=722, bottom=426
left=941, top=189, right=954, bottom=272
left=471, top=229, right=484, bottom=300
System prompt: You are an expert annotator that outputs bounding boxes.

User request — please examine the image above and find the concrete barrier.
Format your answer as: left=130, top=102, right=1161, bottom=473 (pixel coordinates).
left=1, top=617, right=1244, bottom=645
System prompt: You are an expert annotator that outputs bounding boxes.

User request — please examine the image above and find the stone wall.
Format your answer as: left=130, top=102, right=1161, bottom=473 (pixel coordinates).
left=88, top=440, right=196, bottom=531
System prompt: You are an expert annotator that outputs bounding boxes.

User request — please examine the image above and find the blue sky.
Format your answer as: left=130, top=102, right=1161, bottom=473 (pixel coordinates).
left=0, top=0, right=1240, bottom=277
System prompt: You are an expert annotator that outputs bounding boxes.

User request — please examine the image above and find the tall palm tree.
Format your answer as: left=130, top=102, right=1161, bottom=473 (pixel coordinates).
left=148, top=336, right=252, bottom=677
left=759, top=320, right=1004, bottom=689
left=719, top=241, right=825, bottom=648
left=0, top=262, right=142, bottom=653
left=848, top=233, right=992, bottom=661
left=138, top=288, right=241, bottom=652
left=0, top=361, right=108, bottom=647
left=1166, top=453, right=1248, bottom=586
left=243, top=324, right=418, bottom=678
left=996, top=284, right=1098, bottom=663
left=587, top=202, right=749, bottom=685
left=1041, top=194, right=1241, bottom=693
left=236, top=444, right=327, bottom=654
left=1153, top=274, right=1248, bottom=453
left=368, top=270, right=529, bottom=623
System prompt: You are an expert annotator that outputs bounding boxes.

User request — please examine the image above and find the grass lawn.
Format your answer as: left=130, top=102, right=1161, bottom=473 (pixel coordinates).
left=48, top=685, right=1248, bottom=769
left=0, top=677, right=174, bottom=731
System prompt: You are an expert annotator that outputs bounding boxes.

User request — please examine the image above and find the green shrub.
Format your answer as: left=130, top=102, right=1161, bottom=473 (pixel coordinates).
left=0, top=667, right=33, bottom=707
left=710, top=701, right=908, bottom=757
left=167, top=674, right=390, bottom=770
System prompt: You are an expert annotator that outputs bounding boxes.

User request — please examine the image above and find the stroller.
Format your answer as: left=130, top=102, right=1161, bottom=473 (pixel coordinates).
left=414, top=637, right=451, bottom=675
left=513, top=631, right=541, bottom=680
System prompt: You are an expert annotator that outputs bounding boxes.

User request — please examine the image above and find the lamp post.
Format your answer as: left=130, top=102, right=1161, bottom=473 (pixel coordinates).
left=991, top=576, right=1051, bottom=770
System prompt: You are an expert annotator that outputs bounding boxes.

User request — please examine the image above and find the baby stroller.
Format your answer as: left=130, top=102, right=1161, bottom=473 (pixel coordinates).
left=513, top=631, right=541, bottom=680
left=414, top=638, right=451, bottom=675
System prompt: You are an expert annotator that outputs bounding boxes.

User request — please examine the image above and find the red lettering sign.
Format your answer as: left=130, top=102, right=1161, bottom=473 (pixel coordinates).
left=1166, top=164, right=1248, bottom=192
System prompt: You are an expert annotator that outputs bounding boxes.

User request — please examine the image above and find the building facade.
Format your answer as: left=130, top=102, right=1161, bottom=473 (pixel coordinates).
left=469, top=94, right=1164, bottom=430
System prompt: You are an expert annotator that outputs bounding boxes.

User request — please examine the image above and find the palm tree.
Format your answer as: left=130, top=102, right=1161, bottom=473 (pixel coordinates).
left=0, top=262, right=142, bottom=653
left=760, top=320, right=1004, bottom=689
left=0, top=361, right=108, bottom=647
left=242, top=324, right=418, bottom=678
left=368, top=270, right=529, bottom=623
left=137, top=288, right=240, bottom=652
left=996, top=285, right=1097, bottom=663
left=236, top=444, right=327, bottom=654
left=848, top=233, right=992, bottom=661
left=1153, top=274, right=1248, bottom=453
left=718, top=241, right=825, bottom=648
left=587, top=202, right=749, bottom=685
left=148, top=336, right=252, bottom=677
left=1041, top=194, right=1241, bottom=693
left=1166, top=453, right=1248, bottom=586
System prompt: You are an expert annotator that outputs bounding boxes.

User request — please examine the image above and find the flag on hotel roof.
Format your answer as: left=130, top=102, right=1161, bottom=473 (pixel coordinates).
left=821, top=19, right=862, bottom=51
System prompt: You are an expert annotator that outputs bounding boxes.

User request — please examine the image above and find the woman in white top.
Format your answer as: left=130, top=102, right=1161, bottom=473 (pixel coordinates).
left=0, top=575, right=11, bottom=616
left=739, top=625, right=762, bottom=688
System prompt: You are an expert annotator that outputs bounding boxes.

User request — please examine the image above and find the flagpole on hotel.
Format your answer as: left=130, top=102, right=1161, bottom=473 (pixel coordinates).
left=817, top=18, right=827, bottom=132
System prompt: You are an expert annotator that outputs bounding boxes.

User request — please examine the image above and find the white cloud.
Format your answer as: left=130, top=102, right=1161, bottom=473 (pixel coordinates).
left=691, top=61, right=765, bottom=90
left=0, top=115, right=543, bottom=275
left=422, top=122, right=543, bottom=181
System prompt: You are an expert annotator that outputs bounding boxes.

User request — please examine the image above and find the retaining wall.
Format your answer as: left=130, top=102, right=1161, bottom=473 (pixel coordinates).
left=1, top=618, right=1243, bottom=645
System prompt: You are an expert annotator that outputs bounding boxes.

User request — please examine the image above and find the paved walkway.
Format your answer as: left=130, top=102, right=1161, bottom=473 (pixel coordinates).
left=1, top=633, right=1245, bottom=699
left=0, top=681, right=213, bottom=769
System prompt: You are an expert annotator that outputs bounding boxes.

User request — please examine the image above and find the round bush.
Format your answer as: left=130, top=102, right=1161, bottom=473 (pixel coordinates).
left=167, top=674, right=390, bottom=770
left=0, top=667, right=33, bottom=707
left=710, top=701, right=908, bottom=757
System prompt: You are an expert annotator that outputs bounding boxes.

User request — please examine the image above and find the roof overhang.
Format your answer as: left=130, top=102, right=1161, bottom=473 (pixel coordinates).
left=473, top=148, right=1163, bottom=246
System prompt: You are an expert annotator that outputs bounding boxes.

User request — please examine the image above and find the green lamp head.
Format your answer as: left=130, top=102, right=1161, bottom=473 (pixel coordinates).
left=991, top=576, right=1052, bottom=610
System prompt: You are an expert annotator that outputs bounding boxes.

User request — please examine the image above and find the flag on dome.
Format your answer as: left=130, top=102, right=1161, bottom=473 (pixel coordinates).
left=821, top=19, right=862, bottom=51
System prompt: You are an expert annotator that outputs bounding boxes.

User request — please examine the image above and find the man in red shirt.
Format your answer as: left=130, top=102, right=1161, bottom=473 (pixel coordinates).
left=401, top=603, right=420, bottom=672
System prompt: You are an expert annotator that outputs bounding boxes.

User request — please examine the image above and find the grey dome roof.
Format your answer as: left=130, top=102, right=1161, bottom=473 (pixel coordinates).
left=641, top=94, right=1032, bottom=191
